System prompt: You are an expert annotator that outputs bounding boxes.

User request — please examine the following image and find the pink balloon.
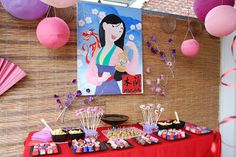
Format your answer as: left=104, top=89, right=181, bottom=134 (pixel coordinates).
left=36, top=17, right=70, bottom=49
left=40, top=0, right=78, bottom=8
left=181, top=39, right=200, bottom=57
left=205, top=5, right=236, bottom=37
left=193, top=0, right=235, bottom=22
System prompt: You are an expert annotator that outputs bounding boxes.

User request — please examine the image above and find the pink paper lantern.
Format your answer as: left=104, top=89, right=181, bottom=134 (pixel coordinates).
left=40, top=0, right=78, bottom=8
left=36, top=17, right=70, bottom=49
left=181, top=39, right=200, bottom=57
left=193, top=0, right=235, bottom=22
left=205, top=5, right=236, bottom=37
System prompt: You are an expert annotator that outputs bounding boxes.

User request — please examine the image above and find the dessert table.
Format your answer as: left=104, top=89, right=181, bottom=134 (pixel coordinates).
left=23, top=124, right=221, bottom=157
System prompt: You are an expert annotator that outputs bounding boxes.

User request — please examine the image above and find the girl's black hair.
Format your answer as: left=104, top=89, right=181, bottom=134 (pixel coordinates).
left=99, top=14, right=126, bottom=50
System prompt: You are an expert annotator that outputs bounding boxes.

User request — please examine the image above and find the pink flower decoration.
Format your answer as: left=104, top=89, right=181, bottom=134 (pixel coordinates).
left=155, top=87, right=161, bottom=93
left=160, top=74, right=164, bottom=80
left=146, top=79, right=152, bottom=85
left=166, top=61, right=172, bottom=67
left=151, top=86, right=156, bottom=92
left=156, top=78, right=160, bottom=85
left=146, top=66, right=151, bottom=73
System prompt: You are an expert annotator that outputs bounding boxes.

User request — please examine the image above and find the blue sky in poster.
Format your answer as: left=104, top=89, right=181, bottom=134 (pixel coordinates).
left=77, top=1, right=143, bottom=95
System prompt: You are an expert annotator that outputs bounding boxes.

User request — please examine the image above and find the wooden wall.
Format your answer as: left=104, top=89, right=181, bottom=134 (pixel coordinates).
left=0, top=5, right=220, bottom=157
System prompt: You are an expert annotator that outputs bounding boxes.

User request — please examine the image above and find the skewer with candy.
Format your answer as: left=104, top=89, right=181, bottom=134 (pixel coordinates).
left=140, top=103, right=165, bottom=125
left=75, top=106, right=104, bottom=137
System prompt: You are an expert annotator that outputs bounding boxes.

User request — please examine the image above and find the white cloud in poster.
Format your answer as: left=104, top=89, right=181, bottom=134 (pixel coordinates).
left=77, top=49, right=86, bottom=56
left=136, top=23, right=142, bottom=30
left=85, top=17, right=92, bottom=24
left=78, top=19, right=85, bottom=27
left=92, top=8, right=98, bottom=15
left=130, top=24, right=135, bottom=30
left=129, top=34, right=135, bottom=41
left=98, top=11, right=106, bottom=20
left=77, top=59, right=83, bottom=68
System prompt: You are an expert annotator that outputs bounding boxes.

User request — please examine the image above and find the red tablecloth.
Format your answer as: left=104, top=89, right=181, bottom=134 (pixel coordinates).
left=23, top=124, right=221, bottom=157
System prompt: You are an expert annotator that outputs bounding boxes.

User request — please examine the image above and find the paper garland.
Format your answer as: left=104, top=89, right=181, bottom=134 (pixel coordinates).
left=220, top=35, right=236, bottom=88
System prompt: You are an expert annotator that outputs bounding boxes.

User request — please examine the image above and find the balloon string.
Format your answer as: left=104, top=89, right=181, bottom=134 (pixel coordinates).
left=184, top=0, right=195, bottom=41
left=53, top=7, right=57, bottom=17
left=221, top=36, right=236, bottom=87
left=46, top=6, right=52, bottom=17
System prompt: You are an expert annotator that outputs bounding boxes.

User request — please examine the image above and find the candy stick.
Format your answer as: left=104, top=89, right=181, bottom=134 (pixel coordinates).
left=41, top=119, right=53, bottom=133
left=175, top=111, right=180, bottom=123
left=56, top=107, right=67, bottom=122
left=155, top=110, right=159, bottom=124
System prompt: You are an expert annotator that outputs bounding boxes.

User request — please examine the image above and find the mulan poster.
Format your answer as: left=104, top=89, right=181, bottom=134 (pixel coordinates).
left=77, top=1, right=143, bottom=96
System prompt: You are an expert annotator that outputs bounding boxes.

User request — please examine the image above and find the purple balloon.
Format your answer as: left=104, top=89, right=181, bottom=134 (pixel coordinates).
left=193, top=0, right=235, bottom=22
left=1, top=0, right=49, bottom=20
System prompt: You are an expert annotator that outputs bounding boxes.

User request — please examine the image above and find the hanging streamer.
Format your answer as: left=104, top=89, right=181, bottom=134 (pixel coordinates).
left=220, top=35, right=236, bottom=87
left=213, top=116, right=236, bottom=148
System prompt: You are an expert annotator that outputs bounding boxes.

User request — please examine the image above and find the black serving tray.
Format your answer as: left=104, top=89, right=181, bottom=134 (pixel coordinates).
left=154, top=132, right=190, bottom=141
left=68, top=141, right=107, bottom=154
left=185, top=126, right=212, bottom=135
left=30, top=144, right=61, bottom=157
left=105, top=140, right=133, bottom=150
left=132, top=136, right=161, bottom=146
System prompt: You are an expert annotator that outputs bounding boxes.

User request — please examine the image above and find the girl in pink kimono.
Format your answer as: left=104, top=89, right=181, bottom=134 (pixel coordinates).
left=86, top=14, right=139, bottom=95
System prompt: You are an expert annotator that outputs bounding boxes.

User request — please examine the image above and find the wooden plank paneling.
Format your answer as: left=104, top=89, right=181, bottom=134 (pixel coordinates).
left=0, top=6, right=220, bottom=157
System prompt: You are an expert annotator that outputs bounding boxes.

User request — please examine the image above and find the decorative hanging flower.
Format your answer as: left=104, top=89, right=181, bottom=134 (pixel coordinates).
left=146, top=36, right=176, bottom=78
left=86, top=88, right=91, bottom=93
left=151, top=47, right=158, bottom=54
left=146, top=79, right=152, bottom=85
left=146, top=41, right=152, bottom=47
left=54, top=80, right=97, bottom=123
left=145, top=73, right=168, bottom=97
left=166, top=61, right=173, bottom=67
left=76, top=90, right=82, bottom=97
left=168, top=38, right=173, bottom=43
left=146, top=66, right=151, bottom=73
left=151, top=36, right=157, bottom=41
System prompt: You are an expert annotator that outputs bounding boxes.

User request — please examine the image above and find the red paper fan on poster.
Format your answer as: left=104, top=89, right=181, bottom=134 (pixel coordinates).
left=0, top=58, right=26, bottom=95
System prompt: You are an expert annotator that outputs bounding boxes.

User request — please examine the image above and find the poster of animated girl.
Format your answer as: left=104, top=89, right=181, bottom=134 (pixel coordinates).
left=77, top=1, right=143, bottom=96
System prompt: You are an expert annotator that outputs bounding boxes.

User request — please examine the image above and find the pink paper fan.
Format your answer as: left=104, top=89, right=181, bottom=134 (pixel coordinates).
left=0, top=58, right=26, bottom=95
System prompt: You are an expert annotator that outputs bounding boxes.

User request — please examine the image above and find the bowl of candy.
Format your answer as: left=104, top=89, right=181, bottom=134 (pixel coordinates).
left=51, top=129, right=68, bottom=142
left=157, top=120, right=174, bottom=130
left=172, top=120, right=185, bottom=129
left=69, top=129, right=85, bottom=140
